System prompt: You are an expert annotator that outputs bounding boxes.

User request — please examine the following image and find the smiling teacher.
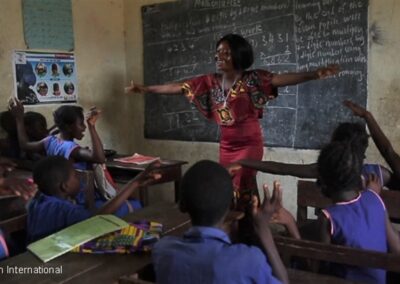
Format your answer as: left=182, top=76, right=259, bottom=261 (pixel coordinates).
left=125, top=34, right=338, bottom=208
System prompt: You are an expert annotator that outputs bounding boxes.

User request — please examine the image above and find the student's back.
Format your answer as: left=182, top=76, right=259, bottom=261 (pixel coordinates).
left=153, top=160, right=287, bottom=284
left=153, top=226, right=278, bottom=284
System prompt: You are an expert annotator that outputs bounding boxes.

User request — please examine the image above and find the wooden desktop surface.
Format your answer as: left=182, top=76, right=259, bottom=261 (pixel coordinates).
left=0, top=203, right=190, bottom=284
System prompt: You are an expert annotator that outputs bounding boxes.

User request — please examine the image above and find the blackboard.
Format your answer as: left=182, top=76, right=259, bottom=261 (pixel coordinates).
left=142, top=0, right=368, bottom=149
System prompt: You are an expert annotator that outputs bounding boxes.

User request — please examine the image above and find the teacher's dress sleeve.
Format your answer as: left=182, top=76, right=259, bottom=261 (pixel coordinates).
left=182, top=74, right=215, bottom=120
left=248, top=69, right=278, bottom=110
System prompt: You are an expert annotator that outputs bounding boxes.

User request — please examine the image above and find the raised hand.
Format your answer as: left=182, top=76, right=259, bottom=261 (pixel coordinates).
left=85, top=106, right=101, bottom=126
left=251, top=181, right=282, bottom=227
left=135, top=160, right=162, bottom=187
left=0, top=177, right=37, bottom=200
left=366, top=173, right=382, bottom=194
left=343, top=100, right=368, bottom=118
left=8, top=97, right=24, bottom=120
left=124, top=80, right=148, bottom=94
left=316, top=64, right=340, bottom=79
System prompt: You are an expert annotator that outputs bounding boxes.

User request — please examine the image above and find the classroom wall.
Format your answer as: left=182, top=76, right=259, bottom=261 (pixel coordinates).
left=124, top=0, right=400, bottom=213
left=0, top=0, right=129, bottom=151
left=1, top=0, right=400, bottom=214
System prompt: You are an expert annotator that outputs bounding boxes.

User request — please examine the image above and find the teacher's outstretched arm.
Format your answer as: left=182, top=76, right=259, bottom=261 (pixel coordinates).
left=271, top=64, right=339, bottom=87
left=125, top=80, right=182, bottom=95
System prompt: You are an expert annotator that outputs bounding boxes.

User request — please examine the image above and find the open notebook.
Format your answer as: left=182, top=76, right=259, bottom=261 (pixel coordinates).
left=28, top=215, right=128, bottom=262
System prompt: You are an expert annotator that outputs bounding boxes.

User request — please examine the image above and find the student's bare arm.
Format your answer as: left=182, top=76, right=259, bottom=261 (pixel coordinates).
left=96, top=162, right=160, bottom=214
left=317, top=212, right=332, bottom=244
left=345, top=100, right=400, bottom=181
left=252, top=183, right=289, bottom=284
left=125, top=81, right=182, bottom=95
left=385, top=214, right=400, bottom=254
left=9, top=100, right=45, bottom=152
left=238, top=159, right=318, bottom=178
left=271, top=64, right=339, bottom=87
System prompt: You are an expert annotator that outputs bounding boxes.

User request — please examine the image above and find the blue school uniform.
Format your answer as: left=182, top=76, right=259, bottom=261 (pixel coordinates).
left=362, top=163, right=384, bottom=187
left=44, top=135, right=142, bottom=216
left=27, top=193, right=92, bottom=243
left=153, top=226, right=281, bottom=284
left=0, top=229, right=9, bottom=260
left=322, top=189, right=387, bottom=284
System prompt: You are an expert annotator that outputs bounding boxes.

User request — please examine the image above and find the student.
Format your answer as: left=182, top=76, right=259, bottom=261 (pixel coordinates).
left=23, top=111, right=49, bottom=160
left=10, top=101, right=141, bottom=215
left=152, top=160, right=289, bottom=284
left=28, top=156, right=159, bottom=243
left=345, top=100, right=400, bottom=188
left=228, top=122, right=393, bottom=189
left=317, top=142, right=400, bottom=283
left=126, top=33, right=338, bottom=201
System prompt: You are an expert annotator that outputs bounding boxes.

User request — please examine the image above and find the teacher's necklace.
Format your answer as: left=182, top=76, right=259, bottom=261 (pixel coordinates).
left=221, top=75, right=240, bottom=107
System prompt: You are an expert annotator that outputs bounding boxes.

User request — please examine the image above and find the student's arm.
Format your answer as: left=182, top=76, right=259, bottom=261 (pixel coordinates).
left=95, top=162, right=160, bottom=214
left=386, top=214, right=400, bottom=254
left=317, top=212, right=332, bottom=244
left=70, top=108, right=105, bottom=164
left=125, top=80, right=182, bottom=95
left=230, top=159, right=318, bottom=178
left=271, top=207, right=301, bottom=240
left=9, top=100, right=45, bottom=152
left=271, top=64, right=339, bottom=87
left=345, top=100, right=400, bottom=181
left=252, top=182, right=289, bottom=284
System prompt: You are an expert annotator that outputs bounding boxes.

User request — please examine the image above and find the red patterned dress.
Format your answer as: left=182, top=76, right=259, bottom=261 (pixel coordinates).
left=182, top=69, right=277, bottom=195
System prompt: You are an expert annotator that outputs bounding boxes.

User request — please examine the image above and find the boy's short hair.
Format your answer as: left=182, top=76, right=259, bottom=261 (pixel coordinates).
left=216, top=34, right=254, bottom=70
left=53, top=105, right=83, bottom=131
left=179, top=160, right=233, bottom=226
left=317, top=142, right=363, bottom=198
left=33, top=156, right=72, bottom=196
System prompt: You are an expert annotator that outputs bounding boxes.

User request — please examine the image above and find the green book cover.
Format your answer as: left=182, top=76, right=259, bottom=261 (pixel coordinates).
left=28, top=215, right=129, bottom=262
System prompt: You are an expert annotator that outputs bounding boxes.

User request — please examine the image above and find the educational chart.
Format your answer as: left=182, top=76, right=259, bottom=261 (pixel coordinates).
left=13, top=51, right=78, bottom=105
left=22, top=0, right=74, bottom=50
left=142, top=0, right=368, bottom=149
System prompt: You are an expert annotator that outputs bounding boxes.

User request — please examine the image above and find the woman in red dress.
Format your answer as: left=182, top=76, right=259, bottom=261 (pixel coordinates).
left=126, top=34, right=338, bottom=202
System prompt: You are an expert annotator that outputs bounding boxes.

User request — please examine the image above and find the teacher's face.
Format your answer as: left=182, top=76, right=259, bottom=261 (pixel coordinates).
left=215, top=41, right=235, bottom=72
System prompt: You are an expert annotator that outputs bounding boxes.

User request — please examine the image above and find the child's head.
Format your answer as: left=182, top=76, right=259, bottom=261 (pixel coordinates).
left=33, top=156, right=80, bottom=197
left=331, top=122, right=369, bottom=158
left=24, top=111, right=48, bottom=141
left=53, top=105, right=86, bottom=139
left=317, top=142, right=363, bottom=198
left=179, top=160, right=233, bottom=227
left=0, top=111, right=17, bottom=137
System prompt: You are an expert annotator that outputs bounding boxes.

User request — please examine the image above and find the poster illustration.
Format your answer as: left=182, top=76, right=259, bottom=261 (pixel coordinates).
left=13, top=51, right=77, bottom=105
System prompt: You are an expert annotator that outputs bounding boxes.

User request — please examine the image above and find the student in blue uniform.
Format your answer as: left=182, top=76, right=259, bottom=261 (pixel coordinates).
left=153, top=160, right=289, bottom=284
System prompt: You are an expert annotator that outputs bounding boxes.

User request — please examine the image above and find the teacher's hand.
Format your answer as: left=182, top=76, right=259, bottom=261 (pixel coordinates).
left=343, top=100, right=369, bottom=118
left=316, top=64, right=339, bottom=79
left=125, top=80, right=148, bottom=94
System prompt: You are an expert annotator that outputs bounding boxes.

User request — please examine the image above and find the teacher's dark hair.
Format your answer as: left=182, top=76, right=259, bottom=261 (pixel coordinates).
left=179, top=160, right=233, bottom=226
left=217, top=34, right=254, bottom=70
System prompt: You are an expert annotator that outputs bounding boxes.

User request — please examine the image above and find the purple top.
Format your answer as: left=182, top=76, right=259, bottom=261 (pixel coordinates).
left=322, top=189, right=387, bottom=284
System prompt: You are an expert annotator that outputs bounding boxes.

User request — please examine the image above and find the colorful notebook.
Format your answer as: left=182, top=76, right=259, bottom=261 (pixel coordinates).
left=28, top=215, right=128, bottom=262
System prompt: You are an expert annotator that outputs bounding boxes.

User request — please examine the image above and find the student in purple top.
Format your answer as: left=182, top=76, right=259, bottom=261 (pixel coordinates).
left=317, top=142, right=400, bottom=283
left=153, top=160, right=289, bottom=284
left=228, top=122, right=393, bottom=189
left=28, top=156, right=160, bottom=243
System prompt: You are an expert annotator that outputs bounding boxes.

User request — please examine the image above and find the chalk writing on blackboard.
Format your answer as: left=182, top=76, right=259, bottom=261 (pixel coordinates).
left=142, top=0, right=368, bottom=149
left=22, top=0, right=74, bottom=50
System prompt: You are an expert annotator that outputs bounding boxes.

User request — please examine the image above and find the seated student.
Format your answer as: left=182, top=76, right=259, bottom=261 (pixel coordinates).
left=228, top=122, right=393, bottom=189
left=316, top=142, right=400, bottom=283
left=345, top=100, right=400, bottom=188
left=0, top=110, right=20, bottom=159
left=153, top=160, right=289, bottom=284
left=28, top=156, right=159, bottom=243
left=10, top=100, right=140, bottom=216
left=23, top=111, right=49, bottom=160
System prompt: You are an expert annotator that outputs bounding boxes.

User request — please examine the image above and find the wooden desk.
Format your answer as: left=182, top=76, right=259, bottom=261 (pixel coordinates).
left=0, top=203, right=190, bottom=284
left=106, top=156, right=187, bottom=205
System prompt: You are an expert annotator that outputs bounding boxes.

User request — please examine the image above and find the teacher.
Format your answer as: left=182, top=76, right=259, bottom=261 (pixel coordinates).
left=126, top=34, right=338, bottom=203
